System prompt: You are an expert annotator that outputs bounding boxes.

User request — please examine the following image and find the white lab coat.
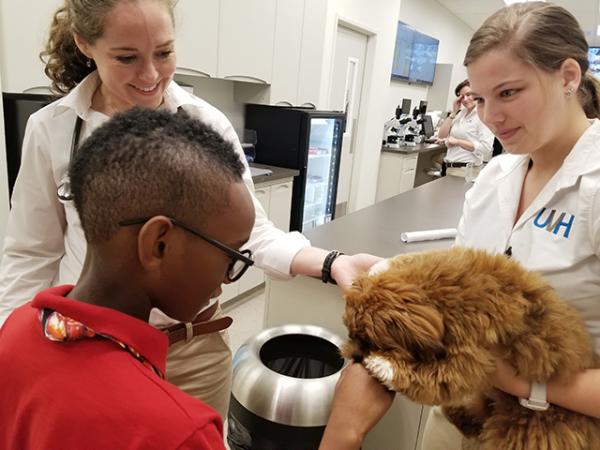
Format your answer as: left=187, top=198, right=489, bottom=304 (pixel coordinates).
left=0, top=72, right=310, bottom=326
left=456, top=119, right=600, bottom=353
left=444, top=107, right=494, bottom=163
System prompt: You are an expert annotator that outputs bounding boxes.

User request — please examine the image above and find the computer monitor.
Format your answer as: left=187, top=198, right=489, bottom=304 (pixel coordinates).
left=400, top=98, right=411, bottom=115
left=418, top=100, right=428, bottom=115
left=421, top=115, right=434, bottom=137
left=2, top=93, right=55, bottom=199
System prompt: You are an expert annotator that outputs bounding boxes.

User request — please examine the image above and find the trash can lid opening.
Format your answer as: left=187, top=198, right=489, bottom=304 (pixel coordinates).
left=260, top=334, right=344, bottom=379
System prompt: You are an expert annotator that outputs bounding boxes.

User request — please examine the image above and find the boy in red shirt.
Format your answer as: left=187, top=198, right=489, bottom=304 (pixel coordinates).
left=0, top=108, right=254, bottom=449
left=0, top=108, right=393, bottom=450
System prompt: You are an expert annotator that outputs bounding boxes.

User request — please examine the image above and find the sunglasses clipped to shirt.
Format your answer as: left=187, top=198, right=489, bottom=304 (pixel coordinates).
left=119, top=216, right=254, bottom=283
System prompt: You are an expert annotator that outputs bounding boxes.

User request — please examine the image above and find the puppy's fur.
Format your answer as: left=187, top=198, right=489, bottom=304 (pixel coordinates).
left=342, top=247, right=600, bottom=450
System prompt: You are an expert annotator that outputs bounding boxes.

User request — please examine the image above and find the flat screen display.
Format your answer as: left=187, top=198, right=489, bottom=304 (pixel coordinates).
left=409, top=32, right=439, bottom=84
left=391, top=22, right=414, bottom=80
left=588, top=47, right=600, bottom=78
left=391, top=22, right=439, bottom=85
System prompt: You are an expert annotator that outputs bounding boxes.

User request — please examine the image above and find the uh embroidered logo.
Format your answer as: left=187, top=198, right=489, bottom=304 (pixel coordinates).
left=533, top=207, right=575, bottom=238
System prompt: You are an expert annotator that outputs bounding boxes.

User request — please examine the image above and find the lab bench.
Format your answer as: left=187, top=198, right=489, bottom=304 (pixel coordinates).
left=377, top=143, right=446, bottom=202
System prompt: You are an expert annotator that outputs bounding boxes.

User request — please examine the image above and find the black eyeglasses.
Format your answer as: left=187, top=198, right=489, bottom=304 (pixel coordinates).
left=119, top=216, right=254, bottom=282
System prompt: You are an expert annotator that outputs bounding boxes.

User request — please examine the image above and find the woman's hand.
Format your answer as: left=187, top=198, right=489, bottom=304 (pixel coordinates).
left=331, top=253, right=383, bottom=290
left=318, top=364, right=395, bottom=450
left=451, top=96, right=462, bottom=115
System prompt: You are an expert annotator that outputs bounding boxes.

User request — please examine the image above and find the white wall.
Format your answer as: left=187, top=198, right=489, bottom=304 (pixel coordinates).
left=0, top=0, right=61, bottom=92
left=388, top=0, right=475, bottom=116
left=318, top=0, right=402, bottom=211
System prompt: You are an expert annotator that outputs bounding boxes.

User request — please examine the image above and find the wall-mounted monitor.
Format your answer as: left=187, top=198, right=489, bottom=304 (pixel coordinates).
left=588, top=47, right=600, bottom=78
left=391, top=22, right=439, bottom=85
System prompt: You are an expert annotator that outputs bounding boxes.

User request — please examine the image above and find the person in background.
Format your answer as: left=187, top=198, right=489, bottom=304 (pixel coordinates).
left=422, top=2, right=600, bottom=449
left=436, top=79, right=494, bottom=177
left=0, top=108, right=393, bottom=450
left=0, top=0, right=381, bottom=419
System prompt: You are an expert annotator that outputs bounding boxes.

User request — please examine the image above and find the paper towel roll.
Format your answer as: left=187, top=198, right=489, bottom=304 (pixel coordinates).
left=400, top=228, right=458, bottom=243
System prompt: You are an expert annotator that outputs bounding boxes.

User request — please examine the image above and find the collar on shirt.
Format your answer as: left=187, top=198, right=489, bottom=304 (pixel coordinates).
left=494, top=119, right=600, bottom=190
left=51, top=71, right=199, bottom=120
left=31, top=285, right=168, bottom=376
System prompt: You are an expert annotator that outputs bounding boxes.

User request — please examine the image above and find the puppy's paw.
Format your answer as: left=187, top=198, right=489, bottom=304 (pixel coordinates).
left=368, top=259, right=391, bottom=276
left=364, top=355, right=396, bottom=390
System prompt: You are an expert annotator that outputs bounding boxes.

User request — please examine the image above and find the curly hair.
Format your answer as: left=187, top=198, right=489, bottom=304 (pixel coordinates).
left=464, top=2, right=600, bottom=119
left=69, top=108, right=245, bottom=243
left=40, top=0, right=175, bottom=95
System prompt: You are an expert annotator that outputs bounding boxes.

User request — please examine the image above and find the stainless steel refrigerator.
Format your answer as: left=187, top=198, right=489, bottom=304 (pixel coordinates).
left=245, top=104, right=346, bottom=232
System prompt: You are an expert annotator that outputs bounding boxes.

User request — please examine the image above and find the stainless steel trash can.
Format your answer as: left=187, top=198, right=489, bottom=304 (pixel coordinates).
left=227, top=324, right=347, bottom=450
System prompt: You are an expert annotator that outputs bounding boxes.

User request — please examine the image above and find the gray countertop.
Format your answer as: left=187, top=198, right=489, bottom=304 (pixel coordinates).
left=250, top=163, right=299, bottom=185
left=382, top=142, right=445, bottom=155
left=304, top=176, right=470, bottom=257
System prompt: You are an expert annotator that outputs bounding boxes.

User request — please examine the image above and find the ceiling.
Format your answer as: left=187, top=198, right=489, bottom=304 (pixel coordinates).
left=435, top=0, right=600, bottom=46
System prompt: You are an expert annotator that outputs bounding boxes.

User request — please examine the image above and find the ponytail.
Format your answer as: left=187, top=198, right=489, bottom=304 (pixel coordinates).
left=40, top=5, right=95, bottom=95
left=579, top=72, right=600, bottom=119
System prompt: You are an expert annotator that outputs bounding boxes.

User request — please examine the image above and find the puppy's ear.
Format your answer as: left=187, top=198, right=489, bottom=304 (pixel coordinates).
left=376, top=300, right=446, bottom=358
left=344, top=273, right=446, bottom=362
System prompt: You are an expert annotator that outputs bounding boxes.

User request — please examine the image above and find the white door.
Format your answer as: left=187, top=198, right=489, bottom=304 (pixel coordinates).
left=328, top=25, right=368, bottom=217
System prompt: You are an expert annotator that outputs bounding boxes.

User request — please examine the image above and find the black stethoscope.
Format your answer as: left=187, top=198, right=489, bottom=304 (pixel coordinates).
left=56, top=116, right=83, bottom=202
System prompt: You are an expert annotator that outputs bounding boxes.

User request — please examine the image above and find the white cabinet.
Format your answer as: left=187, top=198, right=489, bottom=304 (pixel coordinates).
left=296, top=0, right=328, bottom=108
left=174, top=0, right=219, bottom=77
left=270, top=0, right=304, bottom=105
left=269, top=0, right=327, bottom=107
left=237, top=186, right=270, bottom=294
left=217, top=0, right=277, bottom=84
left=268, top=181, right=293, bottom=231
left=376, top=151, right=418, bottom=202
left=222, top=178, right=293, bottom=302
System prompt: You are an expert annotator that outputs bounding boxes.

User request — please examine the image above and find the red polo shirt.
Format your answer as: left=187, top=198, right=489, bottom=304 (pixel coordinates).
left=0, top=286, right=225, bottom=450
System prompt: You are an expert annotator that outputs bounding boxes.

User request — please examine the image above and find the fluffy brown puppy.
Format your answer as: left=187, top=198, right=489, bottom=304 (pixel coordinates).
left=342, top=247, right=600, bottom=450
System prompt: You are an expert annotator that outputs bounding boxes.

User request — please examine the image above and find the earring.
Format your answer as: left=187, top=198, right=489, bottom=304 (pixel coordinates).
left=86, top=58, right=93, bottom=68
left=565, top=87, right=574, bottom=97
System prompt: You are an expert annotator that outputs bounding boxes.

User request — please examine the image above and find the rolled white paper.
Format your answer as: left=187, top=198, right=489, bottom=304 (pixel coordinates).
left=400, top=228, right=458, bottom=243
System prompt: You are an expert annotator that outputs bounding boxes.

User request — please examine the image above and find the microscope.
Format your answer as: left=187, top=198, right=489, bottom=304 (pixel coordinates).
left=403, top=100, right=429, bottom=145
left=382, top=98, right=413, bottom=148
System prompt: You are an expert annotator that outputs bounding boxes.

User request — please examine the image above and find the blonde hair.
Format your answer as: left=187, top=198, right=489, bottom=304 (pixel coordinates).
left=464, top=2, right=600, bottom=119
left=40, top=0, right=175, bottom=95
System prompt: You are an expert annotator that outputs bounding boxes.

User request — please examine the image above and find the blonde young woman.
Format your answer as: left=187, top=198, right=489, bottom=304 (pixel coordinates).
left=423, top=2, right=600, bottom=448
left=0, top=0, right=381, bottom=419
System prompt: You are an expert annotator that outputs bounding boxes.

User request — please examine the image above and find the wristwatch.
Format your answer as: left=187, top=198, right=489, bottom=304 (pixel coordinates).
left=519, top=382, right=550, bottom=411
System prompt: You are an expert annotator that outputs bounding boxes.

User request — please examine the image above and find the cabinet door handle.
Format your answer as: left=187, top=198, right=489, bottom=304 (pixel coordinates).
left=275, top=101, right=293, bottom=106
left=224, top=75, right=268, bottom=84
left=300, top=102, right=316, bottom=109
left=175, top=67, right=212, bottom=78
left=273, top=183, right=291, bottom=192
